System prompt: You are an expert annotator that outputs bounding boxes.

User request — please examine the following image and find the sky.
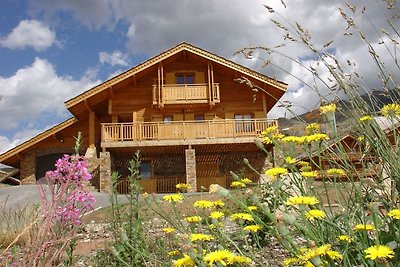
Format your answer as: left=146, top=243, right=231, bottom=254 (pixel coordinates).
left=0, top=0, right=398, bottom=154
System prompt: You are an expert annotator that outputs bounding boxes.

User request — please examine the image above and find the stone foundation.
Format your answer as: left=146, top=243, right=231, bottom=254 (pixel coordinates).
left=185, top=149, right=197, bottom=192
left=99, top=152, right=111, bottom=192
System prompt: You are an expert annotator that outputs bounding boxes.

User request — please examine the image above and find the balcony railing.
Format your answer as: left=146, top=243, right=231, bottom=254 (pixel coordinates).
left=101, top=119, right=276, bottom=143
left=152, top=83, right=220, bottom=105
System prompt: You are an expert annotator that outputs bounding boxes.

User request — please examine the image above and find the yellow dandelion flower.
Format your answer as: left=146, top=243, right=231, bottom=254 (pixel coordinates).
left=353, top=224, right=376, bottom=231
left=142, top=192, right=148, bottom=198
left=326, top=168, right=346, bottom=176
left=265, top=167, right=289, bottom=180
left=300, top=166, right=312, bottom=172
left=210, top=211, right=224, bottom=220
left=230, top=213, right=254, bottom=222
left=163, top=194, right=184, bottom=203
left=176, top=183, right=191, bottom=191
left=168, top=250, right=180, bottom=256
left=388, top=209, right=400, bottom=220
left=273, top=133, right=285, bottom=139
left=364, top=245, right=395, bottom=261
left=231, top=181, right=246, bottom=188
left=304, top=133, right=329, bottom=143
left=381, top=103, right=400, bottom=117
left=337, top=235, right=352, bottom=243
left=204, top=250, right=235, bottom=266
left=298, top=161, right=310, bottom=167
left=247, top=205, right=258, bottom=211
left=281, top=135, right=305, bottom=145
left=241, top=178, right=252, bottom=184
left=173, top=254, right=195, bottom=267
left=184, top=216, right=202, bottom=223
left=286, top=196, right=319, bottom=206
left=327, top=250, right=343, bottom=261
left=305, top=123, right=320, bottom=134
left=231, top=255, right=252, bottom=264
left=320, top=103, right=336, bottom=114
left=282, top=257, right=301, bottom=266
left=359, top=115, right=373, bottom=122
left=262, top=125, right=278, bottom=135
left=212, top=199, right=225, bottom=208
left=194, top=200, right=214, bottom=209
left=190, top=233, right=214, bottom=242
left=285, top=156, right=296, bottom=164
left=357, top=136, right=365, bottom=142
left=162, top=227, right=176, bottom=234
left=262, top=136, right=273, bottom=144
left=243, top=225, right=263, bottom=232
left=305, top=209, right=326, bottom=221
left=301, top=171, right=319, bottom=179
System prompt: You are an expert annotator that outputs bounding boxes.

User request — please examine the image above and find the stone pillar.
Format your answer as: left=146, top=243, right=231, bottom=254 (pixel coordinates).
left=185, top=149, right=197, bottom=192
left=99, top=152, right=111, bottom=192
left=20, top=152, right=36, bottom=184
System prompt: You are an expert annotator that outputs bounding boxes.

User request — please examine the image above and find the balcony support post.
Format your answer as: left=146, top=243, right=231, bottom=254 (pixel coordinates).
left=185, top=148, right=197, bottom=192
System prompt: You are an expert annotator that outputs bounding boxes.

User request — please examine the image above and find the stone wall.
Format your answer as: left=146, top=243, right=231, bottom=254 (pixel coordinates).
left=185, top=149, right=197, bottom=193
left=99, top=152, right=111, bottom=192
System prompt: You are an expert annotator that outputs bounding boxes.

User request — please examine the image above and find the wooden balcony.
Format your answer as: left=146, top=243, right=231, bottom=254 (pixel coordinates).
left=152, top=83, right=220, bottom=106
left=101, top=119, right=276, bottom=147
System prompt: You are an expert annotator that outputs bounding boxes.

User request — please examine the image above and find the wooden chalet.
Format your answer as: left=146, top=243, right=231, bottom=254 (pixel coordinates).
left=0, top=43, right=287, bottom=193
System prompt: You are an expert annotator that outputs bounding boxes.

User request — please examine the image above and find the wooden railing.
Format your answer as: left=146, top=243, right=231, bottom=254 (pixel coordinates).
left=152, top=83, right=220, bottom=105
left=102, top=119, right=277, bottom=143
left=116, top=177, right=186, bottom=194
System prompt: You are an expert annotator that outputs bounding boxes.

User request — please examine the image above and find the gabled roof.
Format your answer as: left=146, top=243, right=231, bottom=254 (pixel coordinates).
left=0, top=118, right=77, bottom=164
left=65, top=42, right=287, bottom=109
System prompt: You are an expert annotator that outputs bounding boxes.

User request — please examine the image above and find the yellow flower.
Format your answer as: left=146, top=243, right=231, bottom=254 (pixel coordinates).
left=173, top=254, right=195, bottom=267
left=298, top=161, right=310, bottom=167
left=184, top=216, right=202, bottom=223
left=162, top=227, right=176, bottom=234
left=204, top=250, right=235, bottom=266
left=247, top=205, right=258, bottom=211
left=241, top=178, right=252, bottom=184
left=305, top=209, right=326, bottom=221
left=357, top=136, right=365, bottom=142
left=304, top=133, right=329, bottom=143
left=381, top=103, right=400, bottom=117
left=262, top=136, right=273, bottom=144
left=262, top=125, right=278, bottom=135
left=337, top=235, right=352, bottom=243
left=359, top=115, right=373, bottom=122
left=285, top=156, right=296, bottom=164
left=286, top=196, right=319, bottom=206
left=388, top=209, right=400, bottom=220
left=282, top=257, right=301, bottom=266
left=300, top=166, right=312, bottom=172
left=231, top=255, right=252, bottom=264
left=305, top=123, right=320, bottom=134
left=281, top=135, right=305, bottom=145
left=301, top=171, right=319, bottom=179
left=176, top=183, right=191, bottom=191
left=364, top=245, right=395, bottom=261
left=320, top=103, right=336, bottom=114
left=327, top=250, right=343, bottom=261
left=230, top=213, right=254, bottom=222
left=272, top=133, right=285, bottom=139
left=243, top=225, right=263, bottom=232
left=326, top=168, right=346, bottom=176
left=353, top=224, right=376, bottom=231
left=210, top=211, right=224, bottom=220
left=168, top=250, right=180, bottom=256
left=212, top=199, right=225, bottom=208
left=142, top=192, right=148, bottom=198
left=194, top=200, right=214, bottom=209
left=190, top=233, right=214, bottom=242
left=265, top=167, right=288, bottom=180
left=231, top=181, right=246, bottom=188
left=163, top=194, right=184, bottom=203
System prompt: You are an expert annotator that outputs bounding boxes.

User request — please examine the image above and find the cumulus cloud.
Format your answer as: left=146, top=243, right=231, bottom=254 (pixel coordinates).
left=99, top=50, right=130, bottom=67
left=0, top=19, right=57, bottom=51
left=0, top=57, right=100, bottom=131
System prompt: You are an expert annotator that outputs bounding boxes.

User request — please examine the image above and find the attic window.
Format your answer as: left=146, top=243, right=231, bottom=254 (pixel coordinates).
left=176, top=73, right=195, bottom=84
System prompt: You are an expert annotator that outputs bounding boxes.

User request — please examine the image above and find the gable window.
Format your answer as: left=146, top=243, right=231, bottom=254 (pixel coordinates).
left=176, top=73, right=195, bottom=84
left=140, top=161, right=152, bottom=180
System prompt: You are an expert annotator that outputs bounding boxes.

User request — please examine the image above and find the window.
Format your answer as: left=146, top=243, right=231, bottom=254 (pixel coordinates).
left=235, top=114, right=253, bottom=132
left=176, top=73, right=195, bottom=84
left=140, top=161, right=152, bottom=179
left=164, top=115, right=173, bottom=124
left=195, top=114, right=205, bottom=121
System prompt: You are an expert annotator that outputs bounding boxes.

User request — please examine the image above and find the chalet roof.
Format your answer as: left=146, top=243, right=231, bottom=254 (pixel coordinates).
left=0, top=118, right=77, bottom=164
left=65, top=42, right=287, bottom=110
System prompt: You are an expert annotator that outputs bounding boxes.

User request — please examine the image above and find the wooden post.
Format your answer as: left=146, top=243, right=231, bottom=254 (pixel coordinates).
left=262, top=94, right=267, bottom=115
left=207, top=63, right=212, bottom=105
left=210, top=63, right=215, bottom=105
left=89, top=111, right=95, bottom=147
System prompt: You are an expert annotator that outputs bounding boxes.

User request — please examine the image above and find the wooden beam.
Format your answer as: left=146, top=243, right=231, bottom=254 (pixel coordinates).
left=84, top=99, right=93, bottom=112
left=262, top=94, right=267, bottom=115
left=109, top=87, right=114, bottom=98
left=108, top=98, right=113, bottom=114
left=89, top=111, right=95, bottom=146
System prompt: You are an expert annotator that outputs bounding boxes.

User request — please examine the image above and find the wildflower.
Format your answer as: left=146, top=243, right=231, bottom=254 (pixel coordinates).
left=168, top=250, right=180, bottom=256
left=176, top=183, right=191, bottom=191
left=281, top=135, right=305, bottom=145
left=337, top=235, right=352, bottom=243
left=204, top=250, right=235, bottom=266
left=162, top=227, right=176, bottom=234
left=381, top=103, right=400, bottom=117
left=387, top=209, right=400, bottom=220
left=273, top=133, right=285, bottom=139
left=194, top=200, right=214, bottom=209
left=265, top=167, right=288, bottom=180
left=286, top=196, right=319, bottom=206
left=184, top=216, right=202, bottom=223
left=241, top=178, right=252, bottom=184
left=357, top=136, right=365, bottom=142
left=243, top=225, right=263, bottom=232
left=298, top=161, right=310, bottom=167
left=300, top=166, right=312, bottom=172
left=353, top=224, right=376, bottom=231
left=212, top=199, right=225, bottom=208
left=262, top=125, right=278, bottom=135
left=305, top=123, right=320, bottom=134
left=231, top=255, right=252, bottom=264
left=326, top=168, right=346, bottom=176
left=359, top=115, right=373, bottom=122
left=283, top=257, right=301, bottom=266
left=231, top=181, right=246, bottom=188
left=262, top=136, right=273, bottom=144
left=247, top=205, right=258, bottom=211
left=210, top=211, right=224, bottom=220
left=190, top=233, right=214, bottom=242
left=230, top=213, right=254, bottom=222
left=301, top=171, right=319, bottom=179
left=304, top=133, right=329, bottom=143
left=163, top=194, right=183, bottom=203
left=364, top=245, right=395, bottom=261
left=305, top=209, right=326, bottom=221
left=142, top=192, right=148, bottom=198
left=173, top=254, right=195, bottom=267
left=320, top=103, right=336, bottom=114
left=285, top=156, right=296, bottom=164
left=327, top=250, right=343, bottom=261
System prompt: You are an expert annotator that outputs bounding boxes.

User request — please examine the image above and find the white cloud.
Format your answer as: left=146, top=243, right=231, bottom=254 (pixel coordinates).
left=99, top=50, right=129, bottom=67
left=0, top=57, right=100, bottom=131
left=0, top=19, right=57, bottom=51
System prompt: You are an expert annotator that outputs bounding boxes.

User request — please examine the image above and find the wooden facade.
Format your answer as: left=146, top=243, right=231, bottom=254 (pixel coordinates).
left=0, top=43, right=287, bottom=193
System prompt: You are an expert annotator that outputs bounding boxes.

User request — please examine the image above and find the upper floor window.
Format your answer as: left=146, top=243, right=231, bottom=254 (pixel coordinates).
left=195, top=114, right=205, bottom=121
left=176, top=73, right=195, bottom=84
left=164, top=115, right=173, bottom=124
left=235, top=114, right=253, bottom=132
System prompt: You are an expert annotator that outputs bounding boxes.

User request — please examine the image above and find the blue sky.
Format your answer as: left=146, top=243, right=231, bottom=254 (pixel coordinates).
left=0, top=0, right=398, bottom=153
